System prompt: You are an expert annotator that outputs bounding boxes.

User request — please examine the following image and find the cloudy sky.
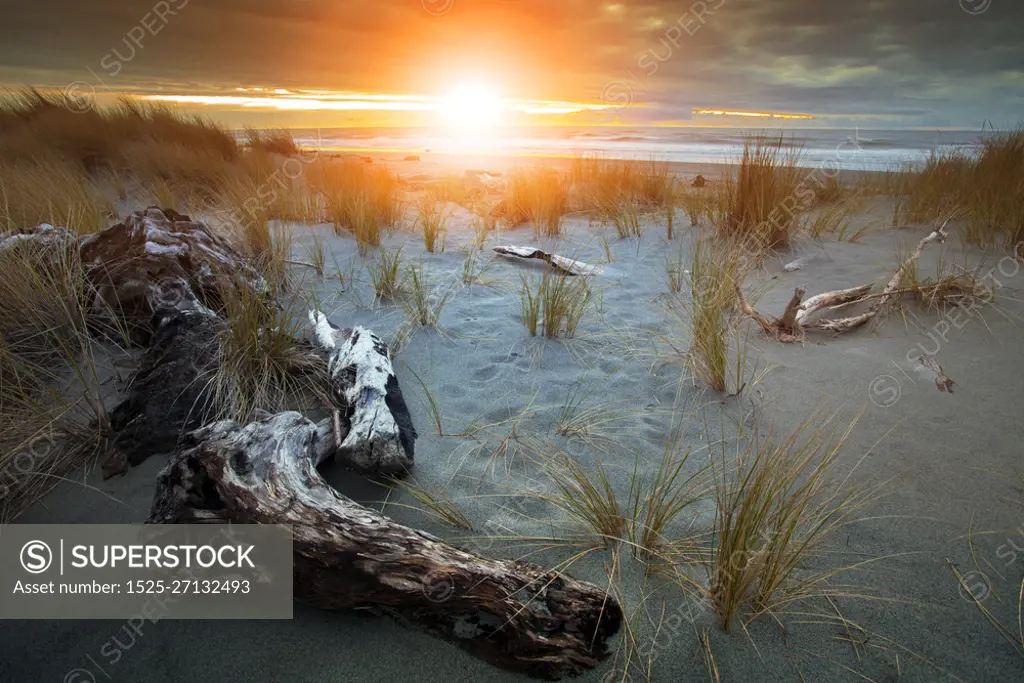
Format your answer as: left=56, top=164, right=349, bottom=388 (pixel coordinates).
left=0, top=0, right=1020, bottom=128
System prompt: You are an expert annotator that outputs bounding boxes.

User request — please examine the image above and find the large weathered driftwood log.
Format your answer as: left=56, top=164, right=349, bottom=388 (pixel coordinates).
left=80, top=207, right=267, bottom=344
left=149, top=413, right=622, bottom=680
left=493, top=245, right=603, bottom=277
left=93, top=210, right=415, bottom=476
left=104, top=302, right=223, bottom=475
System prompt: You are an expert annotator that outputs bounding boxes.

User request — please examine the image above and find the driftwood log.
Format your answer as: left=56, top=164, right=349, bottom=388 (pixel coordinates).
left=309, top=311, right=416, bottom=475
left=739, top=224, right=950, bottom=342
left=149, top=413, right=622, bottom=679
left=71, top=209, right=414, bottom=476
left=80, top=206, right=267, bottom=344
left=10, top=209, right=622, bottom=678
left=493, top=246, right=603, bottom=277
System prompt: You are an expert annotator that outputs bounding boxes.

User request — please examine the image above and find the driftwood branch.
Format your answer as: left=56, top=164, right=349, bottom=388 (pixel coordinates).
left=149, top=413, right=622, bottom=680
left=738, top=225, right=949, bottom=341
left=493, top=246, right=603, bottom=277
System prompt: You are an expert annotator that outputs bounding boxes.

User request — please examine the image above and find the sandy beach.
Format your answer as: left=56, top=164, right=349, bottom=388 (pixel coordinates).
left=3, top=149, right=1023, bottom=683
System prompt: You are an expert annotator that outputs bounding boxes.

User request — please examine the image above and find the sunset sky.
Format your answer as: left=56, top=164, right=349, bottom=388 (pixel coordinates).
left=0, top=0, right=1021, bottom=129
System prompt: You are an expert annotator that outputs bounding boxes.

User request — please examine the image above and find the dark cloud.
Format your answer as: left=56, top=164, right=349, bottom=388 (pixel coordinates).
left=0, top=0, right=1020, bottom=127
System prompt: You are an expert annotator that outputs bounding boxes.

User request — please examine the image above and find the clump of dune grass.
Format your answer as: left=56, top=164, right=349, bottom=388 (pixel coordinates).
left=707, top=410, right=879, bottom=633
left=211, top=279, right=322, bottom=423
left=520, top=272, right=592, bottom=339
left=401, top=262, right=451, bottom=329
left=461, top=248, right=497, bottom=287
left=0, top=234, right=130, bottom=520
left=890, top=152, right=972, bottom=227
left=606, top=200, right=645, bottom=239
left=669, top=233, right=745, bottom=392
left=527, top=442, right=628, bottom=548
left=0, top=157, right=109, bottom=234
left=665, top=241, right=688, bottom=294
left=310, top=158, right=402, bottom=241
left=886, top=130, right=1024, bottom=257
left=369, top=246, right=404, bottom=301
left=680, top=189, right=706, bottom=228
left=501, top=167, right=568, bottom=237
left=813, top=175, right=843, bottom=204
left=0, top=90, right=238, bottom=173
left=570, top=155, right=675, bottom=210
left=962, top=128, right=1024, bottom=255
left=890, top=243, right=993, bottom=317
left=386, top=476, right=472, bottom=529
left=553, top=380, right=641, bottom=453
left=244, top=126, right=299, bottom=156
left=344, top=195, right=385, bottom=253
left=303, top=231, right=326, bottom=278
left=428, top=173, right=478, bottom=207
left=217, top=176, right=275, bottom=259
left=630, top=419, right=707, bottom=565
left=415, top=196, right=449, bottom=253
left=471, top=203, right=498, bottom=247
left=801, top=194, right=862, bottom=238
left=720, top=135, right=803, bottom=252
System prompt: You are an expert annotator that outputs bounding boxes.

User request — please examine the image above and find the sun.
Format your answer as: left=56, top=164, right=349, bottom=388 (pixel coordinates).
left=439, top=82, right=504, bottom=129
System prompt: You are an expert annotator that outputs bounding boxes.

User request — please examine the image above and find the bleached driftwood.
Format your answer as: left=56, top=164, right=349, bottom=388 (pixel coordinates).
left=81, top=210, right=413, bottom=476
left=493, top=246, right=603, bottom=277
left=739, top=225, right=950, bottom=342
left=148, top=413, right=622, bottom=680
left=308, top=311, right=416, bottom=475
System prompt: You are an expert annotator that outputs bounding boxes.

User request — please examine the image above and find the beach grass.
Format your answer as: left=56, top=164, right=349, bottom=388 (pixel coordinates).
left=369, top=246, right=405, bottom=301
left=401, top=261, right=451, bottom=329
left=0, top=233, right=125, bottom=520
left=681, top=189, right=707, bottom=228
left=415, top=196, right=449, bottom=253
left=387, top=476, right=473, bottom=530
left=502, top=167, right=569, bottom=237
left=211, top=278, right=322, bottom=423
left=520, top=271, right=592, bottom=339
left=0, top=156, right=110, bottom=234
left=719, top=135, right=803, bottom=252
left=630, top=423, right=706, bottom=564
left=528, top=442, right=628, bottom=548
left=244, top=126, right=300, bottom=156
left=665, top=241, right=688, bottom=294
left=669, top=232, right=745, bottom=393
left=0, top=90, right=238, bottom=174
left=310, top=157, right=402, bottom=245
left=707, top=411, right=876, bottom=632
left=889, top=128, right=1024, bottom=256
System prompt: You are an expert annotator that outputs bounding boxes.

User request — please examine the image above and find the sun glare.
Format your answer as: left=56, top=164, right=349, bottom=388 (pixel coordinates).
left=440, top=82, right=504, bottom=129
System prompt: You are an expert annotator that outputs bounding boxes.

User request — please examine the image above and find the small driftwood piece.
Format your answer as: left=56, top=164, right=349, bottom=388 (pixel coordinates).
left=738, top=225, right=949, bottom=342
left=921, top=355, right=955, bottom=393
left=493, top=246, right=603, bottom=277
left=149, top=413, right=622, bottom=680
left=308, top=311, right=416, bottom=475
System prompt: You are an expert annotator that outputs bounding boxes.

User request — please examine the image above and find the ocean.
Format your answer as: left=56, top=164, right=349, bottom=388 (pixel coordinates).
left=288, top=126, right=995, bottom=172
